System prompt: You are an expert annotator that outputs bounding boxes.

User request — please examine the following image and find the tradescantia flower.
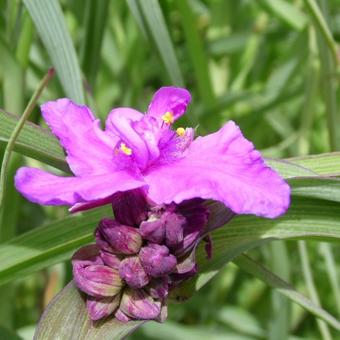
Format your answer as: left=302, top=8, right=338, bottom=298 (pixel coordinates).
left=15, top=87, right=290, bottom=218
left=15, top=86, right=291, bottom=323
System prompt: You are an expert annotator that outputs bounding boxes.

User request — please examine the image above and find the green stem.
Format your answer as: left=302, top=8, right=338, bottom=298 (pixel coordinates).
left=0, top=68, right=55, bottom=213
left=298, top=241, right=333, bottom=340
left=303, top=0, right=338, bottom=65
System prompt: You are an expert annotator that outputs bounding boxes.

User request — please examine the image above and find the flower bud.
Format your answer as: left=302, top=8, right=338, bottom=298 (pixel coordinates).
left=115, top=308, right=131, bottom=323
left=120, top=288, right=161, bottom=320
left=119, top=257, right=149, bottom=288
left=147, top=277, right=169, bottom=300
left=100, top=250, right=122, bottom=269
left=96, top=218, right=142, bottom=255
left=73, top=264, right=123, bottom=298
left=139, top=244, right=177, bottom=278
left=72, top=245, right=123, bottom=297
left=87, top=294, right=121, bottom=321
left=139, top=214, right=165, bottom=243
left=111, top=188, right=148, bottom=226
left=163, top=211, right=185, bottom=248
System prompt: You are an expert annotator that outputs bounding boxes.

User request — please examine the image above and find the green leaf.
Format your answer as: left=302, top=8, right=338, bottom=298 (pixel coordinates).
left=289, top=152, right=340, bottom=175
left=260, top=0, right=308, bottom=31
left=34, top=282, right=143, bottom=340
left=0, top=206, right=111, bottom=286
left=234, top=254, right=340, bottom=331
left=80, top=0, right=110, bottom=87
left=0, top=109, right=68, bottom=172
left=176, top=0, right=214, bottom=107
left=130, top=0, right=184, bottom=86
left=23, top=0, right=85, bottom=103
left=290, top=177, right=340, bottom=203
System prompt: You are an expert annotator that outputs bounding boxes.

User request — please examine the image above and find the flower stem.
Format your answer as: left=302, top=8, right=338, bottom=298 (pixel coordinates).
left=303, top=0, right=338, bottom=66
left=0, top=68, right=55, bottom=218
left=298, top=241, right=333, bottom=340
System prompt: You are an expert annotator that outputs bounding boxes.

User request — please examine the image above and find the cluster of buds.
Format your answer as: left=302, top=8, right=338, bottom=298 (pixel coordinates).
left=72, top=190, right=211, bottom=322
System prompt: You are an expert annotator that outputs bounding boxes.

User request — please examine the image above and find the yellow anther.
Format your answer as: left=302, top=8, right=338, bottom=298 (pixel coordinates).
left=161, top=111, right=174, bottom=124
left=120, top=142, right=132, bottom=156
left=176, top=127, right=186, bottom=136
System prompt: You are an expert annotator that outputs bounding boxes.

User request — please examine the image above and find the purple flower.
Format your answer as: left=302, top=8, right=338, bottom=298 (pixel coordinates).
left=14, top=87, right=290, bottom=218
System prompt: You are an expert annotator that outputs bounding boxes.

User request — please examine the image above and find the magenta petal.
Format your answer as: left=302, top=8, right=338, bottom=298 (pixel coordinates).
left=41, top=99, right=116, bottom=176
left=145, top=121, right=290, bottom=218
left=147, top=87, right=191, bottom=121
left=15, top=167, right=145, bottom=206
left=105, top=108, right=149, bottom=168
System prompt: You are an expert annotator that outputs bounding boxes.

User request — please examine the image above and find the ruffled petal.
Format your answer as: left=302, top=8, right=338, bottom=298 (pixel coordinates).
left=15, top=167, right=145, bottom=206
left=41, top=99, right=117, bottom=176
left=105, top=108, right=149, bottom=168
left=145, top=121, right=290, bottom=218
left=147, top=87, right=191, bottom=122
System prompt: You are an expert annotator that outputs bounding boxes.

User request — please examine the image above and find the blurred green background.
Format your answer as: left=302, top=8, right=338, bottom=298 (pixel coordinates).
left=0, top=0, right=340, bottom=339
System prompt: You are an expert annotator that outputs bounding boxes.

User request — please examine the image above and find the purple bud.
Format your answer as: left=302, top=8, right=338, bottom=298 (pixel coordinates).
left=72, top=245, right=123, bottom=297
left=163, top=212, right=185, bottom=248
left=111, top=188, right=148, bottom=226
left=100, top=250, right=122, bottom=269
left=96, top=218, right=142, bottom=255
left=172, top=201, right=209, bottom=256
left=86, top=294, right=121, bottom=321
left=147, top=278, right=169, bottom=300
left=119, top=257, right=149, bottom=288
left=139, top=214, right=165, bottom=243
left=115, top=308, right=131, bottom=323
left=73, top=264, right=123, bottom=297
left=139, top=244, right=177, bottom=278
left=120, top=288, right=161, bottom=320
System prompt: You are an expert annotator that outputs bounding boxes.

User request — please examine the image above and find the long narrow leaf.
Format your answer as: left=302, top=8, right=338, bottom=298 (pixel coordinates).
left=234, top=254, right=340, bottom=331
left=23, top=0, right=85, bottom=103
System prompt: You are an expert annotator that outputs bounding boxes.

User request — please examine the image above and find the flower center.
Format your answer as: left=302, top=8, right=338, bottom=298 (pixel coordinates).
left=120, top=142, right=133, bottom=156
left=176, top=127, right=186, bottom=136
left=161, top=111, right=174, bottom=124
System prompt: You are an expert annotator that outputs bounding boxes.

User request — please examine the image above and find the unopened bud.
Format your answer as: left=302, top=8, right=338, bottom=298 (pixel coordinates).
left=87, top=294, right=121, bottom=321
left=119, top=257, right=149, bottom=288
left=120, top=288, right=161, bottom=320
left=139, top=244, right=177, bottom=278
left=96, top=218, right=142, bottom=255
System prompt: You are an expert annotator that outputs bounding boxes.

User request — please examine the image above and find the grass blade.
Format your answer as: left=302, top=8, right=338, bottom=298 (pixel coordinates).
left=23, top=0, right=85, bottom=103
left=135, top=0, right=184, bottom=86
left=298, top=241, right=333, bottom=339
left=234, top=254, right=340, bottom=332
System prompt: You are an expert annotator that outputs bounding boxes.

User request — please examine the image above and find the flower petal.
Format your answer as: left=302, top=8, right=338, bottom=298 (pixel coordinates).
left=105, top=108, right=149, bottom=168
left=145, top=121, right=290, bottom=218
left=147, top=87, right=191, bottom=122
left=15, top=167, right=145, bottom=206
left=41, top=99, right=116, bottom=176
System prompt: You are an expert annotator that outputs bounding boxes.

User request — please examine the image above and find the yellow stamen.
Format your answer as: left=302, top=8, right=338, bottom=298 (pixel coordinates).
left=161, top=111, right=174, bottom=124
left=176, top=127, right=186, bottom=136
left=120, top=142, right=132, bottom=156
